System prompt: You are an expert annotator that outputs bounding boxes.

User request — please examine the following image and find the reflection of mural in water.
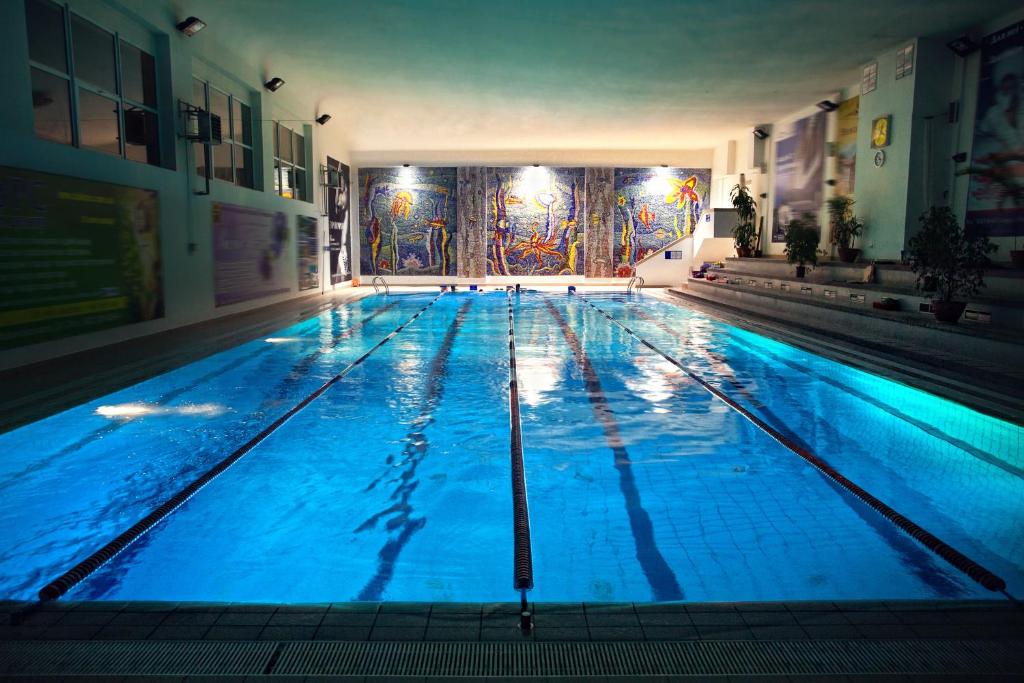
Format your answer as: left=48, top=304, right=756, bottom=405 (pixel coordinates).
left=613, top=168, right=710, bottom=277
left=487, top=167, right=584, bottom=276
left=358, top=167, right=457, bottom=276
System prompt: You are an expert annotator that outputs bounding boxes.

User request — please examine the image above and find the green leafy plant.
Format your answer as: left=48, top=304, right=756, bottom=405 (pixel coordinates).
left=827, top=195, right=865, bottom=249
left=730, top=184, right=757, bottom=255
left=908, top=207, right=997, bottom=302
left=783, top=213, right=820, bottom=268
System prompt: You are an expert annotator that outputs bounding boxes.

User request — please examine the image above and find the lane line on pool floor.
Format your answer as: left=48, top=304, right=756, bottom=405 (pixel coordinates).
left=35, top=293, right=447, bottom=602
left=542, top=298, right=685, bottom=602
left=579, top=295, right=1008, bottom=594
left=507, top=291, right=534, bottom=600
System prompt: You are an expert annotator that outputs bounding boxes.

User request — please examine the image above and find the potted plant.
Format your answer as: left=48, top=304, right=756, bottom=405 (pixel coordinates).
left=730, top=183, right=757, bottom=258
left=783, top=213, right=819, bottom=278
left=908, top=207, right=997, bottom=323
left=827, top=195, right=866, bottom=263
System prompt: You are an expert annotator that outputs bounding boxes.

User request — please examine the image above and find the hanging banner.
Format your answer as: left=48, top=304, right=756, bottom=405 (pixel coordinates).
left=326, top=156, right=352, bottom=283
left=212, top=203, right=291, bottom=306
left=835, top=97, right=859, bottom=197
left=297, top=215, right=319, bottom=291
left=965, top=19, right=1024, bottom=237
left=0, top=166, right=162, bottom=349
left=772, top=111, right=826, bottom=242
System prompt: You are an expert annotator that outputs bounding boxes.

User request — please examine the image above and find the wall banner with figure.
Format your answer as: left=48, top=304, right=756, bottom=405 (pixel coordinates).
left=835, top=97, right=859, bottom=197
left=212, top=203, right=291, bottom=306
left=326, top=156, right=352, bottom=283
left=965, top=19, right=1024, bottom=237
left=0, top=166, right=162, bottom=350
left=772, top=110, right=826, bottom=242
left=297, top=215, right=319, bottom=291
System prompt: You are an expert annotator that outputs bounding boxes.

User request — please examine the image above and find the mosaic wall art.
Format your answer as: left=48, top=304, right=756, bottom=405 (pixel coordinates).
left=584, top=167, right=615, bottom=278
left=486, top=167, right=585, bottom=276
left=613, top=168, right=711, bottom=277
left=456, top=167, right=487, bottom=278
left=358, top=167, right=458, bottom=276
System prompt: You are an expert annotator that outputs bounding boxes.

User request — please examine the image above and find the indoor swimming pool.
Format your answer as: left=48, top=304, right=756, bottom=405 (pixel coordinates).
left=0, top=291, right=1020, bottom=604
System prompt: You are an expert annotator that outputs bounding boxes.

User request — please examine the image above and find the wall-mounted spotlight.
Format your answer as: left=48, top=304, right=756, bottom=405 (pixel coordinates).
left=947, top=35, right=979, bottom=58
left=816, top=100, right=839, bottom=112
left=825, top=179, right=837, bottom=186
left=264, top=77, right=285, bottom=92
left=315, top=114, right=331, bottom=125
left=753, top=127, right=769, bottom=140
left=532, top=163, right=539, bottom=168
left=952, top=152, right=968, bottom=163
left=403, top=163, right=410, bottom=168
left=175, top=16, right=206, bottom=36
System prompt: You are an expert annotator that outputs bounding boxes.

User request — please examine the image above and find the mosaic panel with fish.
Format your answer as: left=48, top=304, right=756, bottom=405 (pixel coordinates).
left=358, top=167, right=458, bottom=276
left=486, top=167, right=585, bottom=276
left=613, top=168, right=711, bottom=277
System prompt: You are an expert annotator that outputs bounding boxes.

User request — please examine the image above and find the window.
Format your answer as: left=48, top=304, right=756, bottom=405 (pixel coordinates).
left=273, top=122, right=307, bottom=201
left=23, top=0, right=160, bottom=166
left=192, top=78, right=254, bottom=189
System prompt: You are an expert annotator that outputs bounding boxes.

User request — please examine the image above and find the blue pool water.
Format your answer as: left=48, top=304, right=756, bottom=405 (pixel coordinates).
left=0, top=291, right=1020, bottom=603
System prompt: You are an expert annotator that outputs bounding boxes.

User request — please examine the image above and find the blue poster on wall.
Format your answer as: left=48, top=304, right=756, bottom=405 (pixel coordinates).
left=772, top=111, right=826, bottom=242
left=358, top=167, right=457, bottom=276
left=965, top=20, right=1024, bottom=238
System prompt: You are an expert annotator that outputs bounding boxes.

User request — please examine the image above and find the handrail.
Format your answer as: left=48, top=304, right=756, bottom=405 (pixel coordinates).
left=371, top=276, right=389, bottom=295
left=627, top=275, right=645, bottom=294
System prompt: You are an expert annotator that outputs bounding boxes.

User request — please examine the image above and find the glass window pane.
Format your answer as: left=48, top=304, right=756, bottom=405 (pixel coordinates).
left=120, top=41, right=157, bottom=107
left=71, top=14, right=116, bottom=92
left=278, top=124, right=292, bottom=163
left=78, top=89, right=120, bottom=155
left=294, top=132, right=305, bottom=169
left=294, top=168, right=307, bottom=201
left=212, top=141, right=232, bottom=182
left=30, top=67, right=72, bottom=144
left=234, top=144, right=252, bottom=188
left=25, top=0, right=67, bottom=72
left=273, top=160, right=282, bottom=195
left=192, top=78, right=206, bottom=108
left=195, top=142, right=206, bottom=179
left=273, top=122, right=279, bottom=158
left=208, top=87, right=229, bottom=139
left=124, top=107, right=159, bottom=165
left=281, top=165, right=294, bottom=199
left=233, top=100, right=252, bottom=146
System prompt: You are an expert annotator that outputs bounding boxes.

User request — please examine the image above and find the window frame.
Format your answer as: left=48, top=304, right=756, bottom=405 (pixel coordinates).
left=192, top=77, right=255, bottom=189
left=273, top=121, right=308, bottom=202
left=24, top=0, right=161, bottom=166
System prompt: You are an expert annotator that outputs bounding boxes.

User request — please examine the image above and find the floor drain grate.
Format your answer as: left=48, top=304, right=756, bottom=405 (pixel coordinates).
left=0, top=639, right=1021, bottom=677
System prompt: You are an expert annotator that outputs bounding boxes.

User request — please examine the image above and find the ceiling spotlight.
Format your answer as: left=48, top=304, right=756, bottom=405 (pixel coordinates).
left=264, top=77, right=285, bottom=92
left=175, top=16, right=206, bottom=36
left=753, top=127, right=769, bottom=140
left=315, top=114, right=331, bottom=125
left=947, top=35, right=979, bottom=57
left=532, top=163, right=540, bottom=168
left=660, top=164, right=668, bottom=168
left=403, top=163, right=410, bottom=168
left=816, top=100, right=839, bottom=112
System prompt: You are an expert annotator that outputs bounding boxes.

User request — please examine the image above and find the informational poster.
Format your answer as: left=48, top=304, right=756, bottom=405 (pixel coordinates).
left=835, top=97, right=859, bottom=197
left=297, top=215, right=319, bottom=291
left=326, top=156, right=352, bottom=283
left=0, top=166, right=162, bottom=349
left=965, top=19, right=1024, bottom=237
left=212, top=203, right=291, bottom=306
left=772, top=110, right=826, bottom=242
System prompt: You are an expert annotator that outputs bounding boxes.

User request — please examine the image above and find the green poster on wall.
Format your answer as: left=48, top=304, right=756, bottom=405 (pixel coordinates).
left=0, top=166, right=163, bottom=350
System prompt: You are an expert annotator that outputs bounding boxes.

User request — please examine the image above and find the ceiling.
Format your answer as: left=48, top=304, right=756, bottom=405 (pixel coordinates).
left=171, top=0, right=1019, bottom=153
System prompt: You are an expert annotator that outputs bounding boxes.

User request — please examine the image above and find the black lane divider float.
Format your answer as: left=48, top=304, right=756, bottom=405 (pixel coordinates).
left=581, top=296, right=1008, bottom=593
left=37, top=293, right=446, bottom=602
left=543, top=299, right=685, bottom=601
left=507, top=293, right=534, bottom=617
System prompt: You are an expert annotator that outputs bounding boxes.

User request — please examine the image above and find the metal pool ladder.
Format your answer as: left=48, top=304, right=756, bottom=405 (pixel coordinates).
left=627, top=275, right=645, bottom=294
left=371, top=276, right=389, bottom=295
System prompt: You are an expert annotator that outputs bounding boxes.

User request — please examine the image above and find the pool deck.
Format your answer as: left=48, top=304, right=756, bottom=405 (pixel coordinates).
left=2, top=599, right=1022, bottom=679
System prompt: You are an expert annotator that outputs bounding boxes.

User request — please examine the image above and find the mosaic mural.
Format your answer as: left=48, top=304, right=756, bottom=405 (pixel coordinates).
left=486, top=167, right=585, bottom=276
left=584, top=167, right=615, bottom=278
left=456, top=167, right=487, bottom=278
left=613, top=168, right=711, bottom=277
left=358, top=167, right=458, bottom=276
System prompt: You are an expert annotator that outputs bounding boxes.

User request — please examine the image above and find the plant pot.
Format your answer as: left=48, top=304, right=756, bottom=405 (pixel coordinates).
left=1011, top=250, right=1024, bottom=269
left=795, top=265, right=806, bottom=278
left=931, top=300, right=967, bottom=323
left=837, top=247, right=861, bottom=263
left=736, top=246, right=752, bottom=258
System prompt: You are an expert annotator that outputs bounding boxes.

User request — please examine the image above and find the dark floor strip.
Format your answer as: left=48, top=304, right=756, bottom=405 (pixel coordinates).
left=582, top=297, right=1008, bottom=594
left=507, top=292, right=534, bottom=592
left=35, top=294, right=445, bottom=602
left=543, top=299, right=684, bottom=602
left=354, top=298, right=473, bottom=601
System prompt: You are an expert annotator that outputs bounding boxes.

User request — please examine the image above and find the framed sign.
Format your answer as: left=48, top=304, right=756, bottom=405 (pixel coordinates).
left=871, top=115, right=892, bottom=149
left=861, top=62, right=878, bottom=95
left=896, top=44, right=914, bottom=80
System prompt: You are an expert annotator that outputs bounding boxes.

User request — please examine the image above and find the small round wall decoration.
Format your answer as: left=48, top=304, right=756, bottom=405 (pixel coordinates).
left=874, top=149, right=886, bottom=168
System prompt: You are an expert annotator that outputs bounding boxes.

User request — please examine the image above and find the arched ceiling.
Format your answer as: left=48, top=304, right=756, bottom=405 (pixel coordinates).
left=170, top=0, right=1019, bottom=152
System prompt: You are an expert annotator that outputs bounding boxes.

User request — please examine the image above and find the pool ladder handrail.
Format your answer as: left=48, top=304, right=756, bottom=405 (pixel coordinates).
left=627, top=275, right=645, bottom=294
left=371, top=276, right=389, bottom=295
